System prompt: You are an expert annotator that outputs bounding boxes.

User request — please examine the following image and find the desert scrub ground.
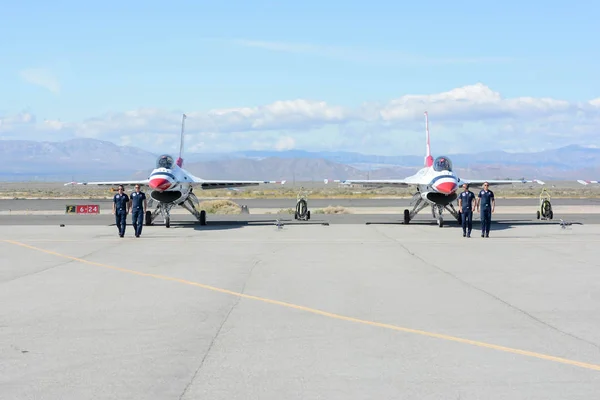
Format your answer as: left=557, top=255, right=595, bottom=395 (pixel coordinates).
left=195, top=200, right=243, bottom=214
left=194, top=200, right=350, bottom=215
left=1, top=182, right=599, bottom=199
left=312, top=206, right=351, bottom=214
left=267, top=205, right=350, bottom=215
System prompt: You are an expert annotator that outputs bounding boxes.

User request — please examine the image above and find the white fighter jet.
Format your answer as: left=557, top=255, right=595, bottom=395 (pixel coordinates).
left=326, top=111, right=544, bottom=227
left=66, top=114, right=286, bottom=227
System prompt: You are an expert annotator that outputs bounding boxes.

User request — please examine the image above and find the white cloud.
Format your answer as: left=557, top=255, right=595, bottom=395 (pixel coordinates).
left=274, top=136, right=296, bottom=151
left=378, top=83, right=576, bottom=122
left=19, top=68, right=61, bottom=94
left=187, top=141, right=206, bottom=152
left=201, top=99, right=348, bottom=131
left=1, top=83, right=599, bottom=155
left=0, top=112, right=36, bottom=129
left=43, top=119, right=66, bottom=130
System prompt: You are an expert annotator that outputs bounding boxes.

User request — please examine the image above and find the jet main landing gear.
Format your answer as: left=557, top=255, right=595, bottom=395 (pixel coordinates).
left=145, top=199, right=161, bottom=226
left=403, top=193, right=428, bottom=224
left=180, top=195, right=206, bottom=226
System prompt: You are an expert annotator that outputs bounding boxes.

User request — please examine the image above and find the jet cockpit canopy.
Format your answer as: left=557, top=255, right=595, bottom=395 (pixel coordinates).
left=156, top=154, right=174, bottom=169
left=433, top=156, right=453, bottom=172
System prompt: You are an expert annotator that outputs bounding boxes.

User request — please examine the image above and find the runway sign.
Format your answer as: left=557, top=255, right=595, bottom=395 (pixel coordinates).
left=66, top=205, right=100, bottom=214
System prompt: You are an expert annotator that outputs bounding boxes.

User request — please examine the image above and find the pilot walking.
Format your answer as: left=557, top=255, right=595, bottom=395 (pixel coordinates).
left=130, top=184, right=147, bottom=238
left=113, top=185, right=130, bottom=238
left=457, top=183, right=476, bottom=237
left=476, top=182, right=495, bottom=237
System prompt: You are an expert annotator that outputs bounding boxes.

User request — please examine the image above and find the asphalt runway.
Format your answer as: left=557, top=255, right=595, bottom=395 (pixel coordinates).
left=2, top=197, right=600, bottom=211
left=2, top=222, right=600, bottom=399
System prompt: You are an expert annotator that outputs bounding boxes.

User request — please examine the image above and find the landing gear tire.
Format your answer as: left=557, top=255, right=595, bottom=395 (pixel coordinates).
left=165, top=216, right=170, bottom=228
left=145, top=210, right=152, bottom=226
left=437, top=217, right=444, bottom=228
left=404, top=209, right=410, bottom=224
left=295, top=198, right=309, bottom=221
left=200, top=210, right=206, bottom=226
left=536, top=210, right=540, bottom=220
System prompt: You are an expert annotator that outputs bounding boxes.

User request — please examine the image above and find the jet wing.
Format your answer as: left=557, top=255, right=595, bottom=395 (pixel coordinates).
left=192, top=178, right=286, bottom=190
left=458, top=178, right=545, bottom=187
left=64, top=179, right=150, bottom=186
left=324, top=179, right=412, bottom=187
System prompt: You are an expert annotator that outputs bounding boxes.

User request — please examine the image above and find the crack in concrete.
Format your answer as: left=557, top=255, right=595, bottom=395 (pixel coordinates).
left=372, top=226, right=600, bottom=352
left=178, top=257, right=262, bottom=400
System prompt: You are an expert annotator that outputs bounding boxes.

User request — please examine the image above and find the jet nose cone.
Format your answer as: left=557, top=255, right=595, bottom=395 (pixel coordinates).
left=149, top=177, right=172, bottom=191
left=436, top=181, right=458, bottom=194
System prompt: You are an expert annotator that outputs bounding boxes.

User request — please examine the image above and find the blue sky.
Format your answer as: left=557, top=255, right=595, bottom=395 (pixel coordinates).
left=1, top=0, right=599, bottom=155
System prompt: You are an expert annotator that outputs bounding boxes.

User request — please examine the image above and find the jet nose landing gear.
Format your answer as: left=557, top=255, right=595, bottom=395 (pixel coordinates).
left=403, top=192, right=460, bottom=227
left=434, top=205, right=444, bottom=227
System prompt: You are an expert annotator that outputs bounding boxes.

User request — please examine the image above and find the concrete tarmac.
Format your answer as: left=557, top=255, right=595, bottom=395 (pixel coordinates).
left=1, top=221, right=600, bottom=399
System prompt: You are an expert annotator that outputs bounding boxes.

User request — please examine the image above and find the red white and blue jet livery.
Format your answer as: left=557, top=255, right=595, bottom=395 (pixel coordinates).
left=65, top=114, right=286, bottom=227
left=325, top=111, right=544, bottom=227
left=577, top=180, right=599, bottom=185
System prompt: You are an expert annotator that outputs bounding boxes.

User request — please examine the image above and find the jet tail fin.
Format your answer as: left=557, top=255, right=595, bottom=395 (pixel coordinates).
left=424, top=111, right=433, bottom=167
left=176, top=113, right=186, bottom=167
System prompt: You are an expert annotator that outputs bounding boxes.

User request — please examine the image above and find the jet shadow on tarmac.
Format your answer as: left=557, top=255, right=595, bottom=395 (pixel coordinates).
left=125, top=218, right=330, bottom=231
left=365, top=218, right=585, bottom=231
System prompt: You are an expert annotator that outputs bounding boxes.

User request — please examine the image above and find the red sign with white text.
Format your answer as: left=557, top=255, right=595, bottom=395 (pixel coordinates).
left=76, top=205, right=100, bottom=214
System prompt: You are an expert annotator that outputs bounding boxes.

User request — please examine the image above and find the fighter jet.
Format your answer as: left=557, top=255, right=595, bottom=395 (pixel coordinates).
left=325, top=111, right=544, bottom=227
left=577, top=180, right=599, bottom=185
left=66, top=114, right=285, bottom=227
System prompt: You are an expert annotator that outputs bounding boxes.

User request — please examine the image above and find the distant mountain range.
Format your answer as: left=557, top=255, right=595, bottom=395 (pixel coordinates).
left=1, top=138, right=599, bottom=182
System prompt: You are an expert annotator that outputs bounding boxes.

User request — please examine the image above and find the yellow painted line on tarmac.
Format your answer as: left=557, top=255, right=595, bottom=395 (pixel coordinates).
left=4, top=238, right=600, bottom=373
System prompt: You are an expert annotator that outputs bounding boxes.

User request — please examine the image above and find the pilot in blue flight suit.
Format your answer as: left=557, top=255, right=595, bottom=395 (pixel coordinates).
left=457, top=183, right=476, bottom=237
left=130, top=184, right=147, bottom=238
left=113, top=185, right=130, bottom=237
left=476, top=182, right=495, bottom=237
